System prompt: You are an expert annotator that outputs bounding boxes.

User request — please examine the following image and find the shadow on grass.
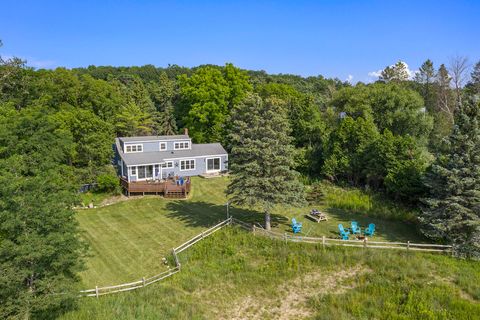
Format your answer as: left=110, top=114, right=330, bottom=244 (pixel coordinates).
left=165, top=200, right=288, bottom=228
left=324, top=207, right=427, bottom=243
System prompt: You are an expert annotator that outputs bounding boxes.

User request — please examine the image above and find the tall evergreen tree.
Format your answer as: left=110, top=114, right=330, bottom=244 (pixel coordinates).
left=156, top=101, right=178, bottom=135
left=380, top=61, right=409, bottom=83
left=414, top=59, right=436, bottom=112
left=227, top=93, right=305, bottom=230
left=420, top=99, right=480, bottom=257
left=468, top=60, right=480, bottom=96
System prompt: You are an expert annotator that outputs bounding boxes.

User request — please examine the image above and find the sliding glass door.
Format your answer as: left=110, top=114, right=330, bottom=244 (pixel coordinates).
left=137, top=165, right=154, bottom=180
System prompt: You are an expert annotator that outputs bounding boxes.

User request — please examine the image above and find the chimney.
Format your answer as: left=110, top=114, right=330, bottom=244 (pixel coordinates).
left=184, top=128, right=189, bottom=136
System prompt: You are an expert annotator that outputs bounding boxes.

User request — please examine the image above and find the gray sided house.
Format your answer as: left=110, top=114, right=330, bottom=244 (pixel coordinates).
left=114, top=130, right=228, bottom=186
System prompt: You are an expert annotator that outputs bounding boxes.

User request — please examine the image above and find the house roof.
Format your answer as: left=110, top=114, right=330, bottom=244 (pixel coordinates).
left=118, top=135, right=190, bottom=143
left=115, top=138, right=227, bottom=166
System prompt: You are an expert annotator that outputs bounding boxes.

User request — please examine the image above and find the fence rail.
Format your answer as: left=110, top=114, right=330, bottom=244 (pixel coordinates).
left=249, top=225, right=453, bottom=254
left=80, top=216, right=453, bottom=298
left=80, top=217, right=233, bottom=298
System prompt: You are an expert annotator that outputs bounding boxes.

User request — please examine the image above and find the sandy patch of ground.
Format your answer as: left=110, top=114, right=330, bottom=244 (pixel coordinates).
left=222, top=265, right=370, bottom=320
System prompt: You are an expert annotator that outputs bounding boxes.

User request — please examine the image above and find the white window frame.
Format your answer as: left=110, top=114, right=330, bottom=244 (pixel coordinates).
left=130, top=166, right=137, bottom=176
left=174, top=141, right=190, bottom=150
left=161, top=161, right=174, bottom=169
left=125, top=144, right=143, bottom=153
left=206, top=157, right=221, bottom=172
left=180, top=159, right=195, bottom=171
left=159, top=142, right=167, bottom=151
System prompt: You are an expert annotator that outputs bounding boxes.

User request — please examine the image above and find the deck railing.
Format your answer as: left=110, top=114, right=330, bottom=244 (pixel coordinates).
left=120, top=177, right=191, bottom=196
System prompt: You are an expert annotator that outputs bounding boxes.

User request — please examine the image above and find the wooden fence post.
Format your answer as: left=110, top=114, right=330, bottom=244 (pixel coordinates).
left=363, top=238, right=367, bottom=248
left=142, top=277, right=146, bottom=287
left=322, top=236, right=326, bottom=250
left=407, top=241, right=410, bottom=252
left=95, top=285, right=99, bottom=298
left=252, top=225, right=256, bottom=235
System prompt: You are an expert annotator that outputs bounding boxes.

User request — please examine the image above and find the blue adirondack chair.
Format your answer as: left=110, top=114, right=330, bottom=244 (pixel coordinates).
left=338, top=224, right=350, bottom=240
left=364, top=223, right=375, bottom=237
left=351, top=221, right=361, bottom=234
left=291, top=218, right=302, bottom=234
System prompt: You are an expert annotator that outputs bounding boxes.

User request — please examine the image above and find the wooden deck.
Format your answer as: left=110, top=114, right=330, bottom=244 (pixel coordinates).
left=120, top=177, right=191, bottom=198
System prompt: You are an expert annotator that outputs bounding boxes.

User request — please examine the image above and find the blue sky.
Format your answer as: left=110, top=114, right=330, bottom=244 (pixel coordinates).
left=1, top=0, right=479, bottom=82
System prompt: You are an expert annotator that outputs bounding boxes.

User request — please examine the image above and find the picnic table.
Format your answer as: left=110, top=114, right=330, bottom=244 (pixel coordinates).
left=305, top=209, right=328, bottom=223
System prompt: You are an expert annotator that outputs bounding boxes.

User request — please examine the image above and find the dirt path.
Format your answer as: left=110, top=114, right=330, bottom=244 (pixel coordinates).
left=223, top=265, right=370, bottom=320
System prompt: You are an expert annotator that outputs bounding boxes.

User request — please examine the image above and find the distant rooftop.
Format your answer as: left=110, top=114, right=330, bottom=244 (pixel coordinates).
left=119, top=135, right=190, bottom=143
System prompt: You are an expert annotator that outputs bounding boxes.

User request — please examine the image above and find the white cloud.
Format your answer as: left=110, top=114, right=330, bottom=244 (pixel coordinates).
left=345, top=74, right=354, bottom=83
left=368, top=61, right=417, bottom=81
left=368, top=70, right=382, bottom=78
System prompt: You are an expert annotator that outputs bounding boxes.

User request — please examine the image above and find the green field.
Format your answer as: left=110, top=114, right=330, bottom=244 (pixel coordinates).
left=66, top=177, right=480, bottom=319
left=76, top=177, right=424, bottom=287
left=64, top=227, right=480, bottom=319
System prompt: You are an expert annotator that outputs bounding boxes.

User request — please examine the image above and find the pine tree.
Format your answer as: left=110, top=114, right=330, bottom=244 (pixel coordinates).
left=469, top=60, right=480, bottom=95
left=380, top=61, right=409, bottom=83
left=420, top=99, right=480, bottom=257
left=414, top=59, right=436, bottom=112
left=155, top=101, right=178, bottom=135
left=227, top=93, right=305, bottom=230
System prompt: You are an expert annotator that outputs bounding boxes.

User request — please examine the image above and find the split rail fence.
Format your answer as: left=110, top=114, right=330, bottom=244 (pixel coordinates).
left=79, top=218, right=232, bottom=297
left=80, top=216, right=452, bottom=297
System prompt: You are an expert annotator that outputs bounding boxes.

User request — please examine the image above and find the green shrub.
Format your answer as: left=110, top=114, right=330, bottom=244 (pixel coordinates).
left=96, top=173, right=120, bottom=194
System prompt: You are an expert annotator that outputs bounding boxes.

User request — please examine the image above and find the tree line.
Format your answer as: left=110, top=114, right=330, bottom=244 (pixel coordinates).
left=1, top=37, right=479, bottom=318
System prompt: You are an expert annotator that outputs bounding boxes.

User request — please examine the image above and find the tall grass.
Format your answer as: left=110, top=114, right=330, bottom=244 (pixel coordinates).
left=318, top=182, right=418, bottom=223
left=62, top=227, right=479, bottom=319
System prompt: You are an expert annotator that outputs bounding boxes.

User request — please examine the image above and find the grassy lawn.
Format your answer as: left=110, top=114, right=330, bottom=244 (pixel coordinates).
left=63, top=227, right=480, bottom=320
left=76, top=177, right=425, bottom=288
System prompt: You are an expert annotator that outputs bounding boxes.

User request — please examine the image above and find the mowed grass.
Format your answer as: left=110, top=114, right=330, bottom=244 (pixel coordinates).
left=63, top=227, right=480, bottom=320
left=77, top=176, right=426, bottom=287
left=76, top=177, right=230, bottom=287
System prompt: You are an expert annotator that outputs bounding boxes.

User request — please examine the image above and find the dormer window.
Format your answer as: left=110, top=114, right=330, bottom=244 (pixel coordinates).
left=174, top=141, right=190, bottom=150
left=125, top=144, right=143, bottom=153
left=159, top=142, right=167, bottom=151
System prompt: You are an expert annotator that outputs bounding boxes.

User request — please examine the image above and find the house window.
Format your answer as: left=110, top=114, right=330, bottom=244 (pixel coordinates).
left=137, top=165, right=153, bottom=179
left=125, top=144, right=143, bottom=153
left=159, top=142, right=167, bottom=151
left=180, top=159, right=195, bottom=171
left=161, top=161, right=173, bottom=169
left=207, top=157, right=221, bottom=172
left=174, top=141, right=190, bottom=150
left=130, top=166, right=137, bottom=176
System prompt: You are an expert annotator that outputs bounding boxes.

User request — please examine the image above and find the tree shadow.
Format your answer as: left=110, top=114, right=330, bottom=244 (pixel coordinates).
left=324, top=207, right=427, bottom=243
left=165, top=200, right=288, bottom=228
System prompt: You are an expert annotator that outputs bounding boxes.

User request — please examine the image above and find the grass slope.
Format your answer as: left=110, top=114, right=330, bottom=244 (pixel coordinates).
left=76, top=177, right=425, bottom=287
left=63, top=227, right=480, bottom=320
